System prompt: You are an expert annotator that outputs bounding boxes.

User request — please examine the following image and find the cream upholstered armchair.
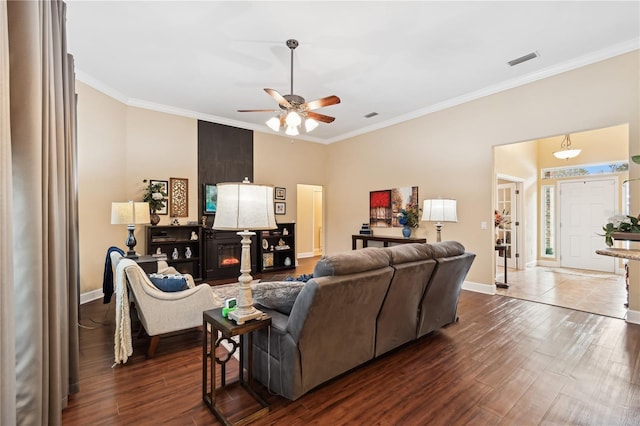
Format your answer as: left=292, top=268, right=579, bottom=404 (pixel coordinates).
left=110, top=252, right=221, bottom=360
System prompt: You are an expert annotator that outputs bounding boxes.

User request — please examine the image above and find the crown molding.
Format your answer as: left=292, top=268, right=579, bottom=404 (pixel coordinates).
left=76, top=39, right=639, bottom=146
left=324, top=39, right=639, bottom=144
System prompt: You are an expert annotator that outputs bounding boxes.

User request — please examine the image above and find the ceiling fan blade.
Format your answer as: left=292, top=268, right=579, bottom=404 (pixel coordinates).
left=306, top=111, right=335, bottom=123
left=237, top=109, right=279, bottom=112
left=264, top=88, right=292, bottom=108
left=303, top=95, right=341, bottom=111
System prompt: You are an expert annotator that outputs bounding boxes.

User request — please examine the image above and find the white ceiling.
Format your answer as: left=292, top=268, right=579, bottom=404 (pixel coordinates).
left=65, top=1, right=640, bottom=144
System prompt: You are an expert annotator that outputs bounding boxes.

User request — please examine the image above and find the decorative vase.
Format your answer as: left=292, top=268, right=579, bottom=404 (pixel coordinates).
left=150, top=212, right=160, bottom=226
left=402, top=225, right=412, bottom=238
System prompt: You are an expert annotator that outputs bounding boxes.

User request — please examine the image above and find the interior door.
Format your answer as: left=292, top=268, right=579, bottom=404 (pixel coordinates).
left=496, top=182, right=519, bottom=269
left=559, top=178, right=616, bottom=272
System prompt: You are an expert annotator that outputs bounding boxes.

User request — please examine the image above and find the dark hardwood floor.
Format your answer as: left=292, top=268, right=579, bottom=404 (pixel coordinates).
left=63, top=260, right=640, bottom=425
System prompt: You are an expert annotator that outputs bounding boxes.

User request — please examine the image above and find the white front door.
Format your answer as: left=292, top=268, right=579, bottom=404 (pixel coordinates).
left=559, top=178, right=616, bottom=272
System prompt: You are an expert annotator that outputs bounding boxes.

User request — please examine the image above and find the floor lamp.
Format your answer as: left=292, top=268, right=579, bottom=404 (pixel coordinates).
left=422, top=199, right=457, bottom=242
left=111, top=201, right=151, bottom=258
left=213, top=178, right=277, bottom=324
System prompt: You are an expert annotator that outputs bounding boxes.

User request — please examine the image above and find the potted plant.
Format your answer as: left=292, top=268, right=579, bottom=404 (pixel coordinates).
left=142, top=179, right=167, bottom=226
left=397, top=205, right=421, bottom=238
left=600, top=155, right=640, bottom=246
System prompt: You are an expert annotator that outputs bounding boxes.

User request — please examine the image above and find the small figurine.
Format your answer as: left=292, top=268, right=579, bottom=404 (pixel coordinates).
left=171, top=215, right=180, bottom=226
left=190, top=231, right=198, bottom=241
left=155, top=247, right=162, bottom=255
left=172, top=248, right=179, bottom=260
left=201, top=216, right=207, bottom=227
left=185, top=247, right=192, bottom=259
left=283, top=228, right=289, bottom=236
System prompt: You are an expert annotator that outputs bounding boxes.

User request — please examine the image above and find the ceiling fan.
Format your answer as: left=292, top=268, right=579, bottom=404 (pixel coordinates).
left=238, top=39, right=341, bottom=136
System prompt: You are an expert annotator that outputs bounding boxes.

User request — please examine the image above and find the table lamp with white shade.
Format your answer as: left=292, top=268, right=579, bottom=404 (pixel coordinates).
left=422, top=199, right=457, bottom=242
left=213, top=178, right=277, bottom=324
left=111, top=201, right=151, bottom=258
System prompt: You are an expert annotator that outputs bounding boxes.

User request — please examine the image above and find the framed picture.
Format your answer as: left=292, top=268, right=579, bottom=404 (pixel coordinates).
left=203, top=183, right=217, bottom=215
left=169, top=177, right=189, bottom=217
left=150, top=179, right=168, bottom=215
left=275, top=201, right=286, bottom=215
left=275, top=187, right=286, bottom=200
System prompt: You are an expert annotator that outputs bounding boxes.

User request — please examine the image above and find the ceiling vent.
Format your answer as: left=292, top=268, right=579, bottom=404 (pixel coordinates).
left=508, top=51, right=539, bottom=67
left=364, top=112, right=379, bottom=118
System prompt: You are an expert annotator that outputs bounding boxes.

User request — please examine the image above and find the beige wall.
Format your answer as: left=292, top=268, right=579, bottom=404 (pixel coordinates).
left=76, top=97, right=327, bottom=295
left=495, top=140, right=538, bottom=265
left=77, top=83, right=198, bottom=295
left=254, top=132, right=328, bottom=260
left=77, top=50, right=640, bottom=313
left=77, top=82, right=127, bottom=296
left=324, top=51, right=639, bottom=307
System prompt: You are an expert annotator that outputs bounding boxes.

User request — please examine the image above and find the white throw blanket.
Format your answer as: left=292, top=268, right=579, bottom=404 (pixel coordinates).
left=113, top=258, right=136, bottom=365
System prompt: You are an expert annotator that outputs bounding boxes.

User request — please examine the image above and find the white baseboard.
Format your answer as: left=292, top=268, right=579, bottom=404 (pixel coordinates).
left=80, top=289, right=103, bottom=305
left=297, top=252, right=315, bottom=259
left=462, top=280, right=496, bottom=295
left=536, top=259, right=559, bottom=268
left=626, top=309, right=640, bottom=325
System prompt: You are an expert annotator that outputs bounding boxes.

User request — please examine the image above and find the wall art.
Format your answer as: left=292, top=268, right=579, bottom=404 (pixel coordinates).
left=275, top=201, right=286, bottom=215
left=170, top=177, right=189, bottom=217
left=150, top=179, right=168, bottom=215
left=275, top=187, right=286, bottom=200
left=370, top=186, right=419, bottom=227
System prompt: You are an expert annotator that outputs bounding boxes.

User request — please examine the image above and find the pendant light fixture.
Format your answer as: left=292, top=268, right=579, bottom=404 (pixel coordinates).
left=553, top=134, right=581, bottom=160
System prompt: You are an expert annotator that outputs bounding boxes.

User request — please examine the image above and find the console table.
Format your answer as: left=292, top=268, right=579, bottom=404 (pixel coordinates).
left=352, top=234, right=426, bottom=250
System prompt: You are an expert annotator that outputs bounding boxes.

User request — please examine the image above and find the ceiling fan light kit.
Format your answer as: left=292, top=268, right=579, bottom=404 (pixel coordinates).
left=238, top=39, right=340, bottom=135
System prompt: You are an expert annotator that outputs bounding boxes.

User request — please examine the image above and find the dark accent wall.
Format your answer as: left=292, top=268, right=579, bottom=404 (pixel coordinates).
left=197, top=120, right=253, bottom=226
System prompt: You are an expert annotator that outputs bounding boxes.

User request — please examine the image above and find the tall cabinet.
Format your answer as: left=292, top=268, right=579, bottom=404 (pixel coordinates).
left=146, top=225, right=203, bottom=280
left=258, top=222, right=296, bottom=273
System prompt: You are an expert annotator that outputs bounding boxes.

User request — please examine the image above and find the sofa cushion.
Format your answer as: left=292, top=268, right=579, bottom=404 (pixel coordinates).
left=313, top=247, right=390, bottom=277
left=427, top=241, right=466, bottom=258
left=252, top=281, right=305, bottom=315
left=148, top=274, right=189, bottom=292
left=383, top=243, right=433, bottom=264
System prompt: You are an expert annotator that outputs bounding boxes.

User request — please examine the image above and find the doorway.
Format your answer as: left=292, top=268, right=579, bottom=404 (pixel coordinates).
left=493, top=124, right=629, bottom=318
left=296, top=184, right=323, bottom=259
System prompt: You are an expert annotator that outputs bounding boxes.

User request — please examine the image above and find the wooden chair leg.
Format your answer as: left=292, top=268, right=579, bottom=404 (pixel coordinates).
left=147, top=335, right=160, bottom=359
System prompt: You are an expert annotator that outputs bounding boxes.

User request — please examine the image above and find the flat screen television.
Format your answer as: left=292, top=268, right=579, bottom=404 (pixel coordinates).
left=203, top=183, right=217, bottom=214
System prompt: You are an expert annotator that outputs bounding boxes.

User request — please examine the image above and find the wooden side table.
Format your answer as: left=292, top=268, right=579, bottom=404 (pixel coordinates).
left=202, top=308, right=271, bottom=425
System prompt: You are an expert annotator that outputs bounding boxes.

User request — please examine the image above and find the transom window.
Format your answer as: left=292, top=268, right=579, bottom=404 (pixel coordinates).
left=541, top=161, right=628, bottom=180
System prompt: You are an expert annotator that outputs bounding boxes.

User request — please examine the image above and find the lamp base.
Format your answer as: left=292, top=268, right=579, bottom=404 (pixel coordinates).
left=228, top=307, right=263, bottom=325
left=125, top=225, right=138, bottom=258
left=229, top=230, right=263, bottom=325
left=125, top=251, right=139, bottom=259
left=434, top=222, right=443, bottom=242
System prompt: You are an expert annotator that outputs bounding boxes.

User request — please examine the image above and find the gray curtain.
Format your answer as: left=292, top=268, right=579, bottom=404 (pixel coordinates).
left=1, top=1, right=17, bottom=424
left=2, top=0, right=80, bottom=424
